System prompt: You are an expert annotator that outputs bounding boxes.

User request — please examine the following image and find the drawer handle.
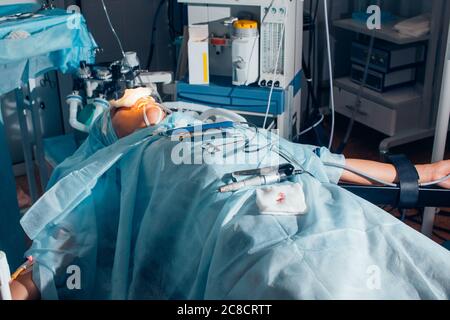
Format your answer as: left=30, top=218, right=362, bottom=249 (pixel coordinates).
left=345, top=105, right=368, bottom=116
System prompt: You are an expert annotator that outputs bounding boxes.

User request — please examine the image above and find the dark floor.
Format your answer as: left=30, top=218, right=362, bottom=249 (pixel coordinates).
left=332, top=114, right=450, bottom=164
left=15, top=115, right=450, bottom=245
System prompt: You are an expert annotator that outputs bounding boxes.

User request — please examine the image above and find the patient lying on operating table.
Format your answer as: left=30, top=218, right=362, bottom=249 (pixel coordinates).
left=10, top=89, right=450, bottom=300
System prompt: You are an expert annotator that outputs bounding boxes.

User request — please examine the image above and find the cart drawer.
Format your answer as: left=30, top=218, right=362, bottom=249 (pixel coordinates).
left=334, top=87, right=397, bottom=136
left=177, top=79, right=285, bottom=115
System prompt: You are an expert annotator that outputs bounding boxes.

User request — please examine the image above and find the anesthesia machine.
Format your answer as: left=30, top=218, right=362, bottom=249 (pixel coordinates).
left=177, top=0, right=304, bottom=140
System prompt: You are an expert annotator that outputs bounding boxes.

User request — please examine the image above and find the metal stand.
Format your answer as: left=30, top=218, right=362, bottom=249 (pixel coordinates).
left=0, top=106, right=25, bottom=270
left=379, top=128, right=438, bottom=160
left=14, top=88, right=39, bottom=202
left=14, top=78, right=51, bottom=203
left=0, top=75, right=55, bottom=266
left=334, top=0, right=448, bottom=158
left=422, top=24, right=450, bottom=237
left=28, top=78, right=49, bottom=191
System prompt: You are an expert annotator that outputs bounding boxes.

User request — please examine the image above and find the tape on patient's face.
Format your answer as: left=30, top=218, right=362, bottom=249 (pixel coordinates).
left=143, top=105, right=164, bottom=127
left=135, top=97, right=165, bottom=126
left=109, top=87, right=154, bottom=108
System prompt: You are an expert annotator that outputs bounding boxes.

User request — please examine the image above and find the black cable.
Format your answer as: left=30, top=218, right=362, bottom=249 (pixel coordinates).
left=168, top=0, right=183, bottom=40
left=302, top=58, right=320, bottom=112
left=305, top=0, right=314, bottom=113
left=168, top=0, right=177, bottom=40
left=335, top=0, right=381, bottom=154
left=168, top=0, right=174, bottom=40
left=311, top=0, right=319, bottom=107
left=306, top=0, right=319, bottom=116
left=146, top=0, right=168, bottom=70
left=239, top=122, right=270, bottom=154
left=312, top=0, right=319, bottom=22
left=335, top=35, right=375, bottom=154
left=167, top=0, right=178, bottom=71
left=308, top=1, right=328, bottom=147
left=300, top=0, right=322, bottom=144
left=101, top=0, right=125, bottom=58
left=236, top=121, right=275, bottom=154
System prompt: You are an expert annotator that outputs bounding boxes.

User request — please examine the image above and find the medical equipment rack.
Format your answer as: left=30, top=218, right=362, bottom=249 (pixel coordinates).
left=332, top=0, right=450, bottom=157
left=333, top=0, right=450, bottom=238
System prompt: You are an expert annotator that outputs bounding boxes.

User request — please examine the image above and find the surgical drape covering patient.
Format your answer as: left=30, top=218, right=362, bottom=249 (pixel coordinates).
left=21, top=112, right=450, bottom=300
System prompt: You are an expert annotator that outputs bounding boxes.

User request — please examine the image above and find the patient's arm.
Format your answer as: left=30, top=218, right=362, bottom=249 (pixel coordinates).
left=340, top=159, right=450, bottom=189
left=10, top=271, right=40, bottom=300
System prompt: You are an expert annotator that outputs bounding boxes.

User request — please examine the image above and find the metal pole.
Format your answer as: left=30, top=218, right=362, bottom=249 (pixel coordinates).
left=421, top=19, right=450, bottom=237
left=15, top=88, right=39, bottom=203
left=0, top=102, right=25, bottom=270
left=28, top=78, right=50, bottom=191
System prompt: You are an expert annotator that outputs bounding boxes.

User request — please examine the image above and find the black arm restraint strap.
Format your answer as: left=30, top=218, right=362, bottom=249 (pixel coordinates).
left=387, top=154, right=420, bottom=208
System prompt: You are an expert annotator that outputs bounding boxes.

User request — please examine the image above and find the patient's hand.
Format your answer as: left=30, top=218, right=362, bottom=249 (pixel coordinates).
left=10, top=271, right=40, bottom=300
left=429, top=160, right=450, bottom=189
left=110, top=88, right=166, bottom=138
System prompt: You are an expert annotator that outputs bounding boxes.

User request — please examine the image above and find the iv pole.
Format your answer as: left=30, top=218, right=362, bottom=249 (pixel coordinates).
left=421, top=18, right=450, bottom=237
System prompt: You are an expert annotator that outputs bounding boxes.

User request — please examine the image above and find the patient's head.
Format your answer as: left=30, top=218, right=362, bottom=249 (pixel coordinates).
left=110, top=88, right=167, bottom=138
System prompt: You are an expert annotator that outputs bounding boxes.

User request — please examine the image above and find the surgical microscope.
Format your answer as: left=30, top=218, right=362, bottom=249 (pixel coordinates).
left=67, top=52, right=172, bottom=133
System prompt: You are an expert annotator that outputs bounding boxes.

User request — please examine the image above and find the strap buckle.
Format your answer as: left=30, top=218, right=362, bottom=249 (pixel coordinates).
left=388, top=154, right=420, bottom=208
